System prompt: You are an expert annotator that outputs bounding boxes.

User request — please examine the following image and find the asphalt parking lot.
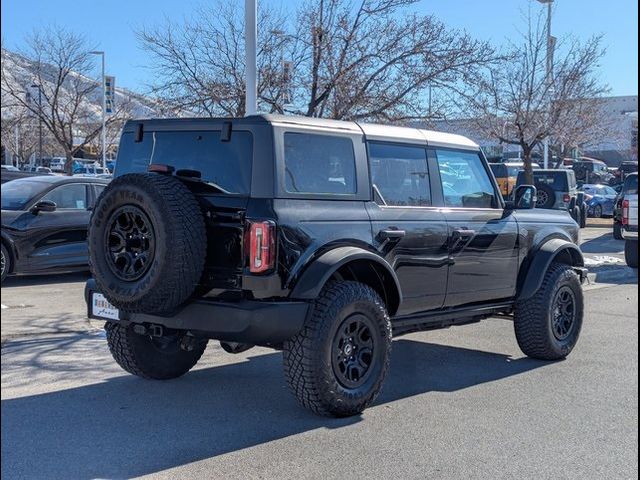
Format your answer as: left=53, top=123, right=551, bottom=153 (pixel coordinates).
left=1, top=227, right=638, bottom=479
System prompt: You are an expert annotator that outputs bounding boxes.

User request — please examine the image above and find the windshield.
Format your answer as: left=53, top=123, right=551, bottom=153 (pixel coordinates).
left=1, top=180, right=47, bottom=210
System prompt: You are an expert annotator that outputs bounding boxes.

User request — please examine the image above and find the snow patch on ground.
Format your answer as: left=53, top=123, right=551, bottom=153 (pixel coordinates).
left=584, top=255, right=625, bottom=266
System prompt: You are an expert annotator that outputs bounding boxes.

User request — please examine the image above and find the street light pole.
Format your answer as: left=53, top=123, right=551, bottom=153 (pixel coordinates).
left=31, top=83, right=43, bottom=165
left=90, top=51, right=107, bottom=169
left=538, top=0, right=554, bottom=169
left=245, top=0, right=258, bottom=116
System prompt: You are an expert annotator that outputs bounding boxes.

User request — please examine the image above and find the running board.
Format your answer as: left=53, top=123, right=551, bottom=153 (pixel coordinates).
left=391, top=302, right=514, bottom=337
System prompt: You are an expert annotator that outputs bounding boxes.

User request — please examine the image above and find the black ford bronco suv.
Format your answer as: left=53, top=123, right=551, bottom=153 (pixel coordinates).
left=86, top=115, right=587, bottom=417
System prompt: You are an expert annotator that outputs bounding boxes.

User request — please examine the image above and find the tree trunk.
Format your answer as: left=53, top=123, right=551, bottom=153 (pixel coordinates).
left=523, top=148, right=534, bottom=186
left=64, top=151, right=74, bottom=176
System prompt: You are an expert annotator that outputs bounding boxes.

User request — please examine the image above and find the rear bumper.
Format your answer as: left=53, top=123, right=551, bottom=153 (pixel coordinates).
left=85, top=279, right=309, bottom=346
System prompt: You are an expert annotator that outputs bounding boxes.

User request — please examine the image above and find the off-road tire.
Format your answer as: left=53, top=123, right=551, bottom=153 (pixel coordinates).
left=514, top=263, right=583, bottom=360
left=1, top=243, right=9, bottom=283
left=535, top=183, right=556, bottom=209
left=105, top=322, right=207, bottom=379
left=613, top=221, right=624, bottom=240
left=283, top=281, right=392, bottom=417
left=625, top=240, right=638, bottom=268
left=89, top=173, right=206, bottom=313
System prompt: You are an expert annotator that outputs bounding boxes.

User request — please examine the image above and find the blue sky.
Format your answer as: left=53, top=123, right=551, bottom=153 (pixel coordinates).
left=2, top=0, right=637, bottom=96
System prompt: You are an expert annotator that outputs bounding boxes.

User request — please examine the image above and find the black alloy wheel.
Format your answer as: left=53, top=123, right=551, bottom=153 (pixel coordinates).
left=105, top=206, right=156, bottom=282
left=332, top=314, right=379, bottom=389
left=551, top=286, right=577, bottom=341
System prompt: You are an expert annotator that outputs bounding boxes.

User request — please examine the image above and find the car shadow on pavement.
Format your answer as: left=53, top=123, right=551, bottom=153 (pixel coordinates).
left=580, top=234, right=624, bottom=254
left=1, top=271, right=90, bottom=288
left=1, top=338, right=550, bottom=479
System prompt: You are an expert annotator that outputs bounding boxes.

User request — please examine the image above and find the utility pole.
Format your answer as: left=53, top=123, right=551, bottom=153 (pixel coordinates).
left=90, top=51, right=107, bottom=169
left=245, top=0, right=258, bottom=116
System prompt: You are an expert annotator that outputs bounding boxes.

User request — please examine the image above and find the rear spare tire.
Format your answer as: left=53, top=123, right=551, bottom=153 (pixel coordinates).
left=535, top=183, right=555, bottom=209
left=89, top=173, right=206, bottom=313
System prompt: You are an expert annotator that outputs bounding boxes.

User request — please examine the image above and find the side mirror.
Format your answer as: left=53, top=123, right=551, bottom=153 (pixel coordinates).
left=30, top=200, right=57, bottom=214
left=512, top=185, right=537, bottom=210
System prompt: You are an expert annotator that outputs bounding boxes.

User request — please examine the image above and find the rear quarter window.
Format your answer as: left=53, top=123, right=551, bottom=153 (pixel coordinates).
left=283, top=132, right=356, bottom=195
left=115, top=130, right=253, bottom=195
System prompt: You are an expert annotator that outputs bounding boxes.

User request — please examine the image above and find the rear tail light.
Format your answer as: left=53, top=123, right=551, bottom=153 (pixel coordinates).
left=622, top=199, right=630, bottom=226
left=247, top=220, right=276, bottom=273
left=563, top=194, right=571, bottom=203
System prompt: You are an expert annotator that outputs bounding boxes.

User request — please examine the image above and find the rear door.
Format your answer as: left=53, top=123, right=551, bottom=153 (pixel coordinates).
left=433, top=148, right=519, bottom=307
left=366, top=142, right=449, bottom=315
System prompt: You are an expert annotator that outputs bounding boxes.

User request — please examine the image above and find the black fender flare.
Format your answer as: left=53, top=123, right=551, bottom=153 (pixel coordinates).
left=518, top=238, right=585, bottom=301
left=290, top=246, right=402, bottom=315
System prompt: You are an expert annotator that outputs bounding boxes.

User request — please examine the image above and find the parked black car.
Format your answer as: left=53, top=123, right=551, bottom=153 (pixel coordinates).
left=1, top=176, right=109, bottom=282
left=86, top=115, right=586, bottom=417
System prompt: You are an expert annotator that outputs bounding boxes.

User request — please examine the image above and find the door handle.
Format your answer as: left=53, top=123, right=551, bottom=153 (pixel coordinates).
left=450, top=229, right=476, bottom=250
left=451, top=228, right=476, bottom=240
left=377, top=228, right=406, bottom=241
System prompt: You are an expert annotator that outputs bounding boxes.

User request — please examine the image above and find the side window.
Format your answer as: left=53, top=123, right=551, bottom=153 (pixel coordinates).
left=41, top=184, right=87, bottom=210
left=284, top=132, right=356, bottom=195
left=369, top=142, right=431, bottom=207
left=436, top=150, right=497, bottom=208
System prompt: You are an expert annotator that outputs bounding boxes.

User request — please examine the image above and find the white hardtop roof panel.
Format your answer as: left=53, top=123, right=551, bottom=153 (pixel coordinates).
left=418, top=129, right=479, bottom=150
left=357, top=122, right=426, bottom=145
left=357, top=122, right=478, bottom=150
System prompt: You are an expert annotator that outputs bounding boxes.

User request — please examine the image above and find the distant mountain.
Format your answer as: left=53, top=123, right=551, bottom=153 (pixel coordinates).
left=1, top=48, right=162, bottom=121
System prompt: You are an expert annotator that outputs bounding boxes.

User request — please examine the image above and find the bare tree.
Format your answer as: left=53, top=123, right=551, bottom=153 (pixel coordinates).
left=295, top=0, right=496, bottom=122
left=138, top=0, right=497, bottom=121
left=462, top=8, right=608, bottom=183
left=1, top=27, right=128, bottom=173
left=137, top=3, right=298, bottom=117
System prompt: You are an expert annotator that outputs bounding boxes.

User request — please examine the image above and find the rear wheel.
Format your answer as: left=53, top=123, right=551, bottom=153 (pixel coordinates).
left=613, top=221, right=624, bottom=240
left=105, top=323, right=207, bottom=379
left=593, top=204, right=603, bottom=218
left=579, top=204, right=587, bottom=228
left=625, top=240, right=638, bottom=268
left=283, top=281, right=392, bottom=417
left=514, top=263, right=583, bottom=360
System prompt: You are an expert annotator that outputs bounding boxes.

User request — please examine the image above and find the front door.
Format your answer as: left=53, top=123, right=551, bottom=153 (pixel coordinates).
left=366, top=142, right=450, bottom=316
left=21, top=183, right=92, bottom=272
left=432, top=149, right=519, bottom=307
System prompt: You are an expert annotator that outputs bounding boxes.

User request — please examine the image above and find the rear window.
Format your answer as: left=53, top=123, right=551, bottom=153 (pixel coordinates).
left=517, top=171, right=570, bottom=190
left=284, top=132, right=356, bottom=195
left=115, top=130, right=253, bottom=195
left=489, top=164, right=507, bottom=177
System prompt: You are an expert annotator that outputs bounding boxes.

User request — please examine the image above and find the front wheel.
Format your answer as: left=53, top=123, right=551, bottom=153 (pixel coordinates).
left=625, top=240, right=638, bottom=268
left=514, top=264, right=584, bottom=360
left=283, top=281, right=392, bottom=417
left=105, top=323, right=207, bottom=379
left=1, top=243, right=9, bottom=283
